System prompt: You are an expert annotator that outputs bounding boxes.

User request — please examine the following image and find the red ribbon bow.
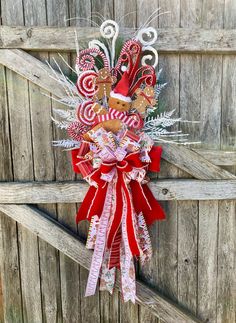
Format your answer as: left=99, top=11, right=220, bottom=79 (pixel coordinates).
left=71, top=146, right=165, bottom=266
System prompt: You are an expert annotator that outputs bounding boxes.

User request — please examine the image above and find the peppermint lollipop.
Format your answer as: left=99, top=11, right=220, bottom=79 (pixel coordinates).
left=76, top=101, right=96, bottom=126
left=67, top=122, right=90, bottom=141
left=76, top=70, right=98, bottom=98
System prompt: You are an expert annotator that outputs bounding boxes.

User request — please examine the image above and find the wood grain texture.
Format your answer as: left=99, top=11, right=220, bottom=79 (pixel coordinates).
left=177, top=1, right=201, bottom=315
left=0, top=212, right=23, bottom=323
left=1, top=179, right=235, bottom=203
left=216, top=3, right=236, bottom=322
left=47, top=2, right=83, bottom=323
left=161, top=143, right=236, bottom=180
left=157, top=3, right=180, bottom=319
left=193, top=149, right=236, bottom=166
left=197, top=2, right=224, bottom=322
left=0, top=272, right=3, bottom=323
left=0, top=204, right=202, bottom=323
left=6, top=66, right=43, bottom=323
left=2, top=4, right=43, bottom=320
left=198, top=201, right=218, bottom=322
left=23, top=0, right=63, bottom=321
left=0, top=9, right=23, bottom=323
left=0, top=49, right=66, bottom=98
left=0, top=26, right=236, bottom=53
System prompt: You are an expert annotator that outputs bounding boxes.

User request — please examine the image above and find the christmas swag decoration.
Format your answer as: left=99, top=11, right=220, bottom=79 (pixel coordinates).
left=49, top=19, right=188, bottom=303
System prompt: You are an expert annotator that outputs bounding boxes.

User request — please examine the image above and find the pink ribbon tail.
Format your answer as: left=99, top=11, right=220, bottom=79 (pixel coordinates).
left=120, top=192, right=136, bottom=303
left=85, top=182, right=113, bottom=297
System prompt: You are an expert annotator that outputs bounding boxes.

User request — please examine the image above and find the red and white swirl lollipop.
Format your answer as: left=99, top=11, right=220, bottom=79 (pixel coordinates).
left=76, top=70, right=98, bottom=98
left=76, top=101, right=96, bottom=126
left=67, top=122, right=90, bottom=141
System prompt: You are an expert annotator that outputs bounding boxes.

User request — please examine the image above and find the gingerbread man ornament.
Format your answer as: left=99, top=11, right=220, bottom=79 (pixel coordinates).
left=132, top=86, right=156, bottom=114
left=93, top=68, right=117, bottom=100
left=83, top=72, right=132, bottom=141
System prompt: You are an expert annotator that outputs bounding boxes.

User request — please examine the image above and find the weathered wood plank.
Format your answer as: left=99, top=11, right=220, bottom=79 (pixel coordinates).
left=0, top=179, right=235, bottom=203
left=0, top=49, right=65, bottom=98
left=0, top=212, right=23, bottom=323
left=193, top=149, right=236, bottom=166
left=6, top=66, right=43, bottom=322
left=161, top=143, right=236, bottom=180
left=4, top=4, right=43, bottom=320
left=0, top=204, right=202, bottom=323
left=0, top=272, right=3, bottom=323
left=0, top=12, right=23, bottom=323
left=217, top=3, right=236, bottom=322
left=198, top=201, right=218, bottom=322
left=198, top=2, right=224, bottom=322
left=0, top=26, right=236, bottom=53
left=46, top=2, right=82, bottom=322
left=217, top=199, right=236, bottom=323
left=178, top=0, right=201, bottom=316
left=157, top=3, right=180, bottom=319
left=1, top=1, right=24, bottom=26
left=23, top=0, right=63, bottom=321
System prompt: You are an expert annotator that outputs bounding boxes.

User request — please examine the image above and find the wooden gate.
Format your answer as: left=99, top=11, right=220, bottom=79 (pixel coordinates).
left=0, top=1, right=235, bottom=323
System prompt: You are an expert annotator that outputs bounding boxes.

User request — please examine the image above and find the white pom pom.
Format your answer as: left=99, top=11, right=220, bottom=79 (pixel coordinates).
left=121, top=65, right=127, bottom=72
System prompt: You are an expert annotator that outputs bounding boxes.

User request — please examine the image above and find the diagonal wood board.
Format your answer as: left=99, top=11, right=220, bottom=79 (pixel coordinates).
left=0, top=204, right=202, bottom=323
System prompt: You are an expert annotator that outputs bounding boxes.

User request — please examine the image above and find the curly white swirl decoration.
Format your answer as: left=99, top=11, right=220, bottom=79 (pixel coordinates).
left=141, top=46, right=159, bottom=69
left=89, top=39, right=111, bottom=69
left=135, top=27, right=157, bottom=46
left=100, top=20, right=119, bottom=68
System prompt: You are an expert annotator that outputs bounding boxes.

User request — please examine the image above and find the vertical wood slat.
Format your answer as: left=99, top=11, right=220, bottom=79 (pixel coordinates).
left=0, top=64, right=23, bottom=323
left=1, top=2, right=44, bottom=322
left=158, top=6, right=180, bottom=323
left=7, top=67, right=43, bottom=323
left=198, top=1, right=224, bottom=322
left=22, top=0, right=63, bottom=322
left=0, top=8, right=23, bottom=321
left=217, top=2, right=236, bottom=323
left=46, top=1, right=83, bottom=323
left=177, top=0, right=201, bottom=317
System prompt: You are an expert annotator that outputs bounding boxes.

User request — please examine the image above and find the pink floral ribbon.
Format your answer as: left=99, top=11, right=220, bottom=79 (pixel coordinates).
left=85, top=182, right=113, bottom=297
